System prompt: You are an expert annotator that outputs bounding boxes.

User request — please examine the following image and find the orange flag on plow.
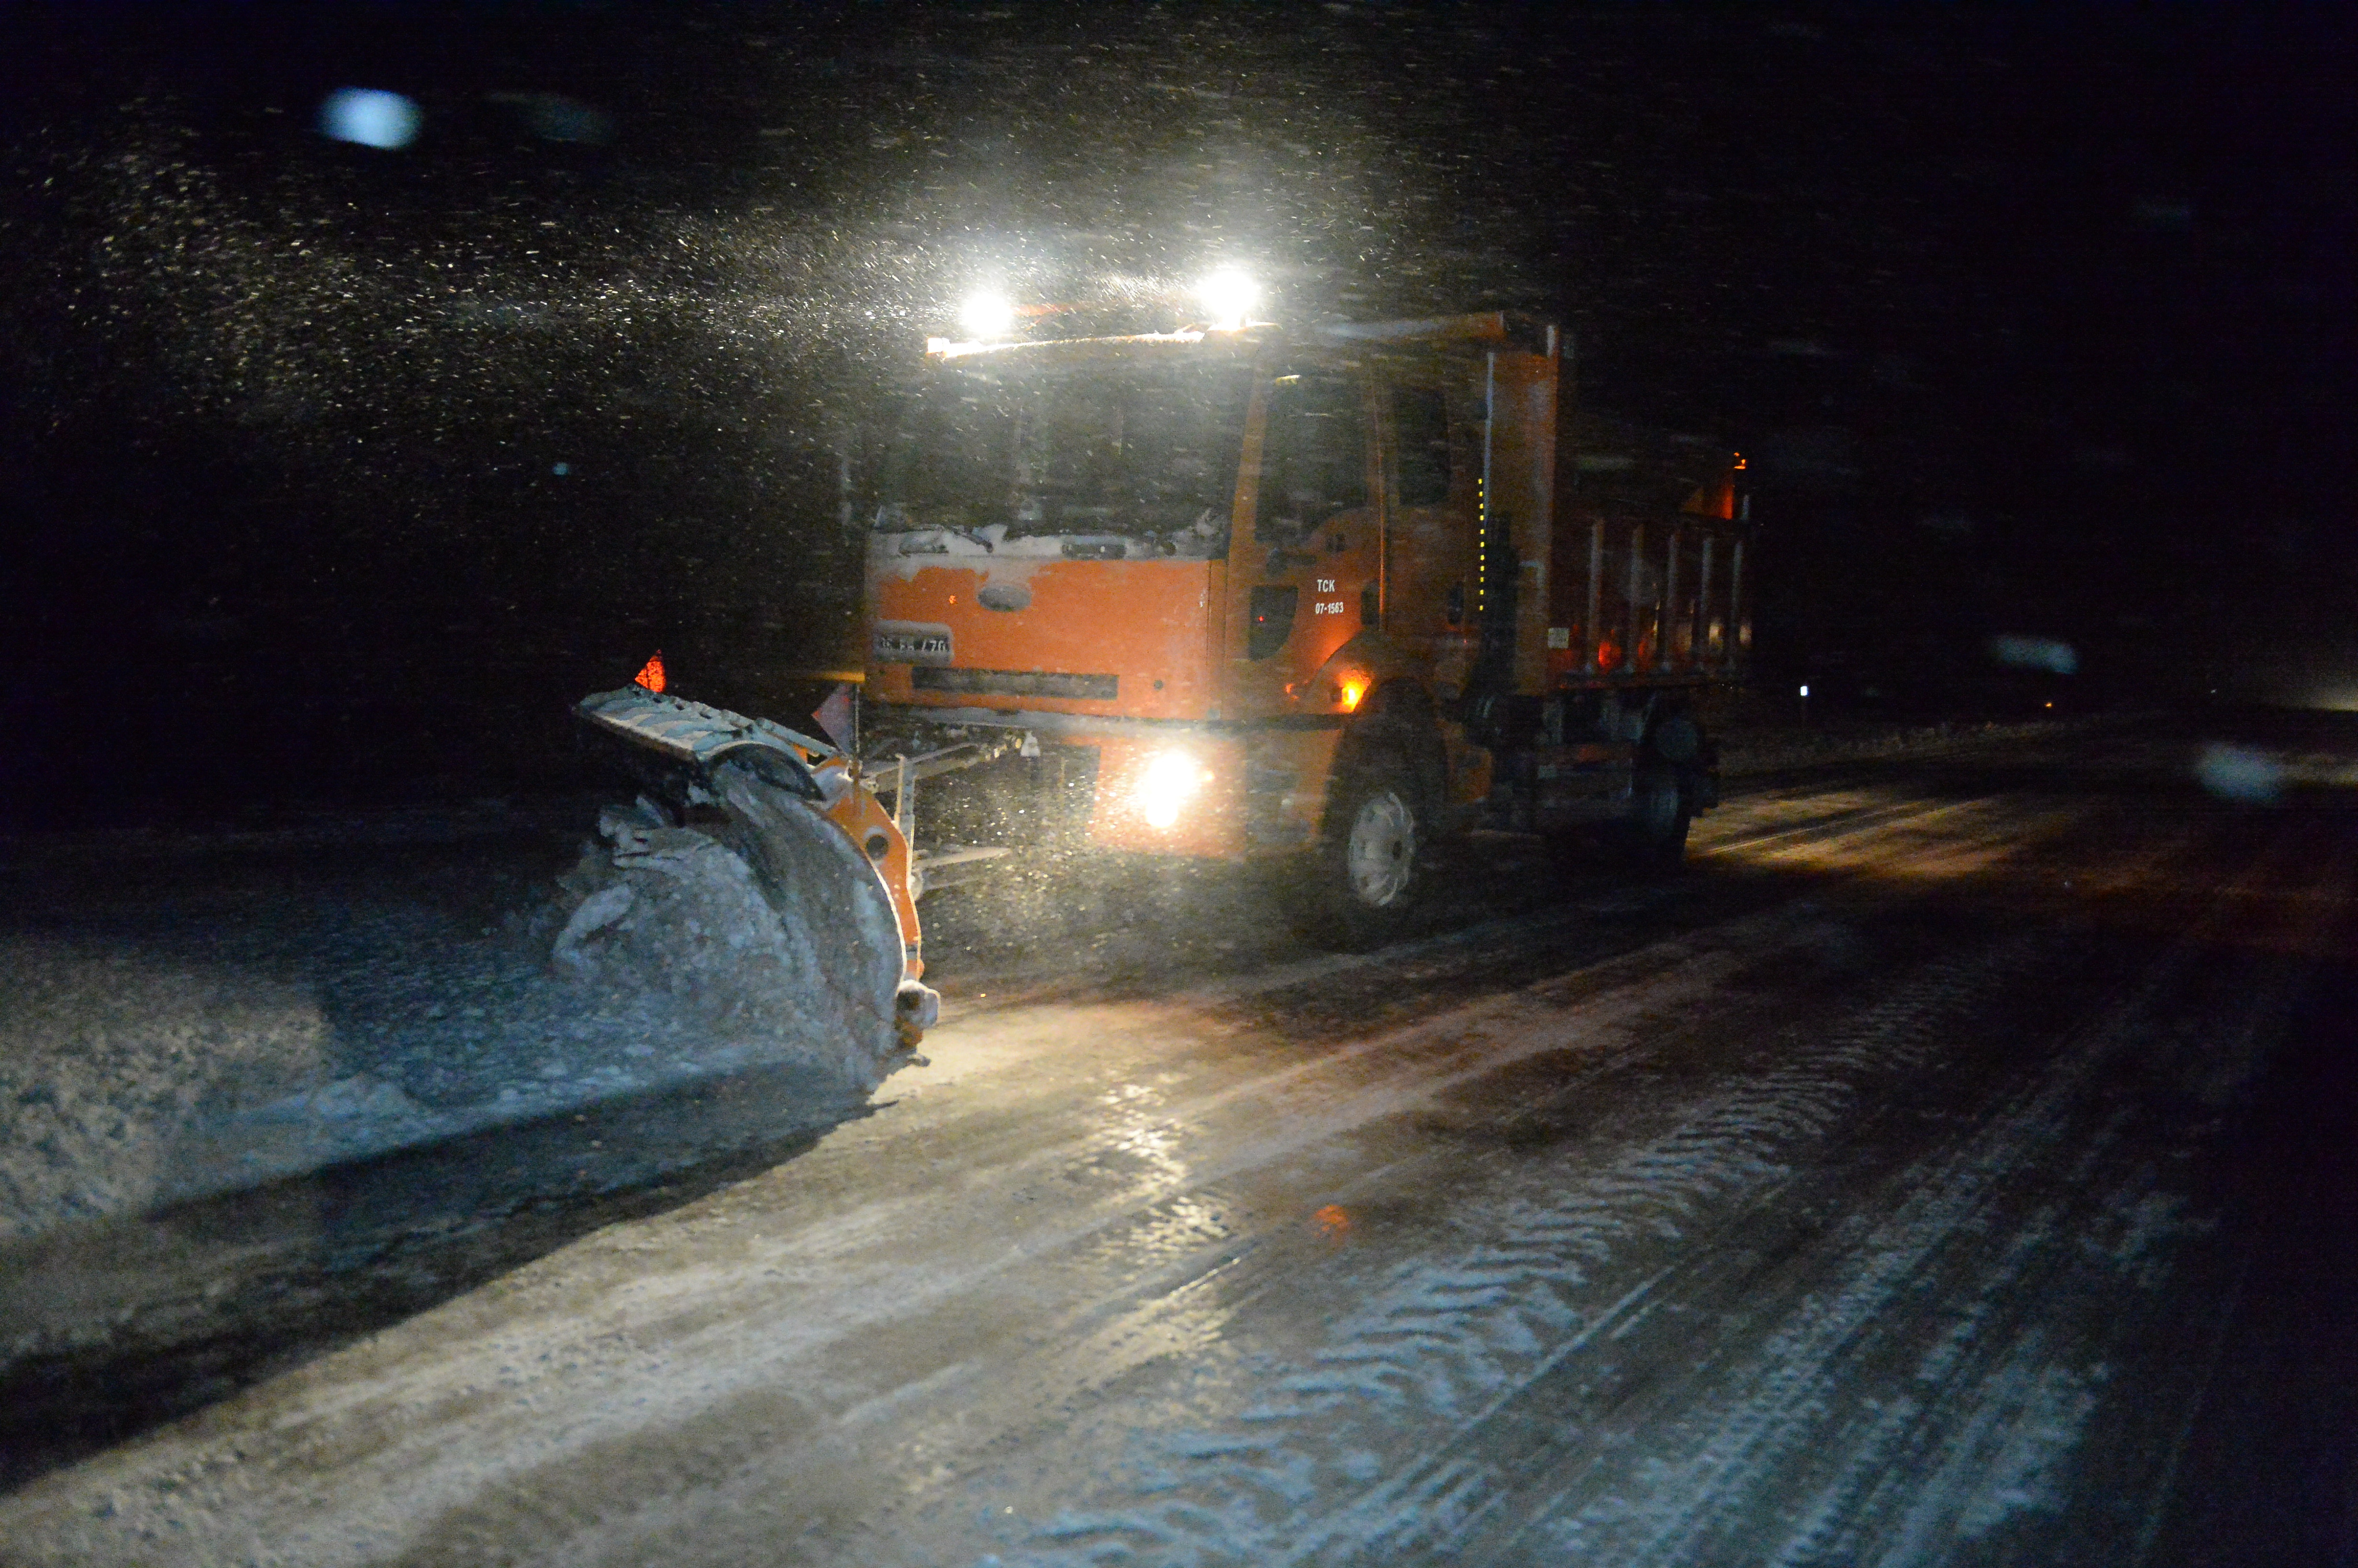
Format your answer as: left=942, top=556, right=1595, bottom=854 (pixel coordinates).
left=812, top=682, right=855, bottom=751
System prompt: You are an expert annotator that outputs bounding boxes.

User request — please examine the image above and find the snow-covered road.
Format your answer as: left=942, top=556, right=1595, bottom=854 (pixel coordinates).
left=2, top=720, right=2353, bottom=1565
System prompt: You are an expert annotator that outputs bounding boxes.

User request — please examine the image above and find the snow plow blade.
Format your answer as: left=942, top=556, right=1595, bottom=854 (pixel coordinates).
left=566, top=686, right=937, bottom=1079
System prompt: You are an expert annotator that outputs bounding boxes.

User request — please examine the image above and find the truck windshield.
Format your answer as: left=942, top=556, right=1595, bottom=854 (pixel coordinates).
left=875, top=361, right=1252, bottom=554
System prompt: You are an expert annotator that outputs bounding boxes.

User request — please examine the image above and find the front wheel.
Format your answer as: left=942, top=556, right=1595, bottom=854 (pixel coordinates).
left=1301, top=758, right=1425, bottom=949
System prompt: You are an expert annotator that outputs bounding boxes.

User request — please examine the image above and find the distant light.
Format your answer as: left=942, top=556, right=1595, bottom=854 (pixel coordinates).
left=957, top=291, right=1016, bottom=340
left=321, top=88, right=421, bottom=150
left=2195, top=743, right=2281, bottom=806
left=1799, top=684, right=1809, bottom=698
left=552, top=462, right=570, bottom=476
left=1197, top=267, right=1258, bottom=330
left=1988, top=633, right=2079, bottom=676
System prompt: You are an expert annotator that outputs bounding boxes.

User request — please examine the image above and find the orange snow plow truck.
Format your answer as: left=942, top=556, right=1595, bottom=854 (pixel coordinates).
left=857, top=309, right=1753, bottom=945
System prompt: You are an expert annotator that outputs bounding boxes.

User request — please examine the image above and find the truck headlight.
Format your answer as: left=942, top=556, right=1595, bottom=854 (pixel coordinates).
left=1138, top=750, right=1207, bottom=828
left=958, top=290, right=1015, bottom=340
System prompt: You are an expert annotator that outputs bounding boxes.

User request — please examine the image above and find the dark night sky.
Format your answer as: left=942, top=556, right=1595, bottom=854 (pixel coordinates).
left=1, top=2, right=2350, bottom=825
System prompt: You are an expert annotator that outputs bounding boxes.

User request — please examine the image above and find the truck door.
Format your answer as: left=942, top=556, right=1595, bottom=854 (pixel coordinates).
left=1232, top=370, right=1381, bottom=712
left=1376, top=379, right=1464, bottom=674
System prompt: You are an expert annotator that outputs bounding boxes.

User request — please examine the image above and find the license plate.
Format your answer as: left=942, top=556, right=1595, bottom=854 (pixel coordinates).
left=871, top=621, right=955, bottom=666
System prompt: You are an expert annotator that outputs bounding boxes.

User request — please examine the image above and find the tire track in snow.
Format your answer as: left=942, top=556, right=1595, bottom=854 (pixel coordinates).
left=428, top=894, right=1958, bottom=1568
left=976, top=823, right=2322, bottom=1568
left=1476, top=825, right=2338, bottom=1568
left=961, top=925, right=2067, bottom=1568
left=503, top=930, right=1784, bottom=1568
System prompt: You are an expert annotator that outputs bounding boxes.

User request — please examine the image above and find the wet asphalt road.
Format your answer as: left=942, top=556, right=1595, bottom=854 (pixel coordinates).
left=2, top=717, right=2354, bottom=1566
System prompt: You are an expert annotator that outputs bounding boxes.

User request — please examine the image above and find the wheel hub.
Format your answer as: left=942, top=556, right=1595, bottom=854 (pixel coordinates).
left=1346, top=789, right=1415, bottom=907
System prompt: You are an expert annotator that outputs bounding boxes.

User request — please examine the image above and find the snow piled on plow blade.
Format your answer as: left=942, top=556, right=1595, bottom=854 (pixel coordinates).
left=0, top=774, right=917, bottom=1251
left=551, top=761, right=912, bottom=1093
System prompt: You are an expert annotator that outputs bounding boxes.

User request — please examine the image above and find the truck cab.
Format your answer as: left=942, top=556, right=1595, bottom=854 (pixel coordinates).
left=861, top=312, right=1750, bottom=939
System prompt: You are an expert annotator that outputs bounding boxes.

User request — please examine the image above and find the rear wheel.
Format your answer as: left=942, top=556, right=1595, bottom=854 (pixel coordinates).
left=1623, top=768, right=1692, bottom=869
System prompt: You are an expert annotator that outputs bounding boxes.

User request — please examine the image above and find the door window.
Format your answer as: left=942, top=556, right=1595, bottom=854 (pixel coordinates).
left=1390, top=384, right=1452, bottom=507
left=1256, top=374, right=1367, bottom=546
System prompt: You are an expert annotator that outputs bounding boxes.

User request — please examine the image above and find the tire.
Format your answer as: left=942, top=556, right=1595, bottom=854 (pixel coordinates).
left=1301, top=755, right=1425, bottom=949
left=1622, top=767, right=1692, bottom=871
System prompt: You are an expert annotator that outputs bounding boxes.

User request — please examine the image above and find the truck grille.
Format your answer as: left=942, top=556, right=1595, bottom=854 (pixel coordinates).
left=912, top=667, right=1120, bottom=701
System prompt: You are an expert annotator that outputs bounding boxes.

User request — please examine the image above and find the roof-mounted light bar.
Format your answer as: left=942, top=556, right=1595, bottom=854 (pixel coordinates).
left=925, top=268, right=1275, bottom=354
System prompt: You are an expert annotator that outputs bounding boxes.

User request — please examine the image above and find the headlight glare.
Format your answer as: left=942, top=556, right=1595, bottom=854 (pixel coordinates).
left=1197, top=268, right=1258, bottom=330
left=1137, top=750, right=1205, bottom=829
left=958, top=290, right=1016, bottom=340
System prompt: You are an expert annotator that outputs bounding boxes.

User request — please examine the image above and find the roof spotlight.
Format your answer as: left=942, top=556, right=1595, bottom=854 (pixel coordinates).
left=1197, top=268, right=1258, bottom=331
left=958, top=291, right=1016, bottom=340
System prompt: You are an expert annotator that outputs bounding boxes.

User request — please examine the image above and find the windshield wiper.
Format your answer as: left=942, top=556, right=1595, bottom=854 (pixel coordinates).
left=895, top=518, right=996, bottom=552
left=873, top=502, right=995, bottom=551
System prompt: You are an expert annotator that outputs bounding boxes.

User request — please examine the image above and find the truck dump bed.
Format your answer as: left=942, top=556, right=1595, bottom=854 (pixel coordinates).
left=1547, top=411, right=1751, bottom=690
left=1333, top=312, right=1750, bottom=711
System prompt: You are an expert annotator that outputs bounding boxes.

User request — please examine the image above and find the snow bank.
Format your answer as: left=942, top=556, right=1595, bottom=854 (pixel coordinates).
left=1717, top=714, right=2096, bottom=778
left=0, top=786, right=915, bottom=1253
left=0, top=941, right=336, bottom=1240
